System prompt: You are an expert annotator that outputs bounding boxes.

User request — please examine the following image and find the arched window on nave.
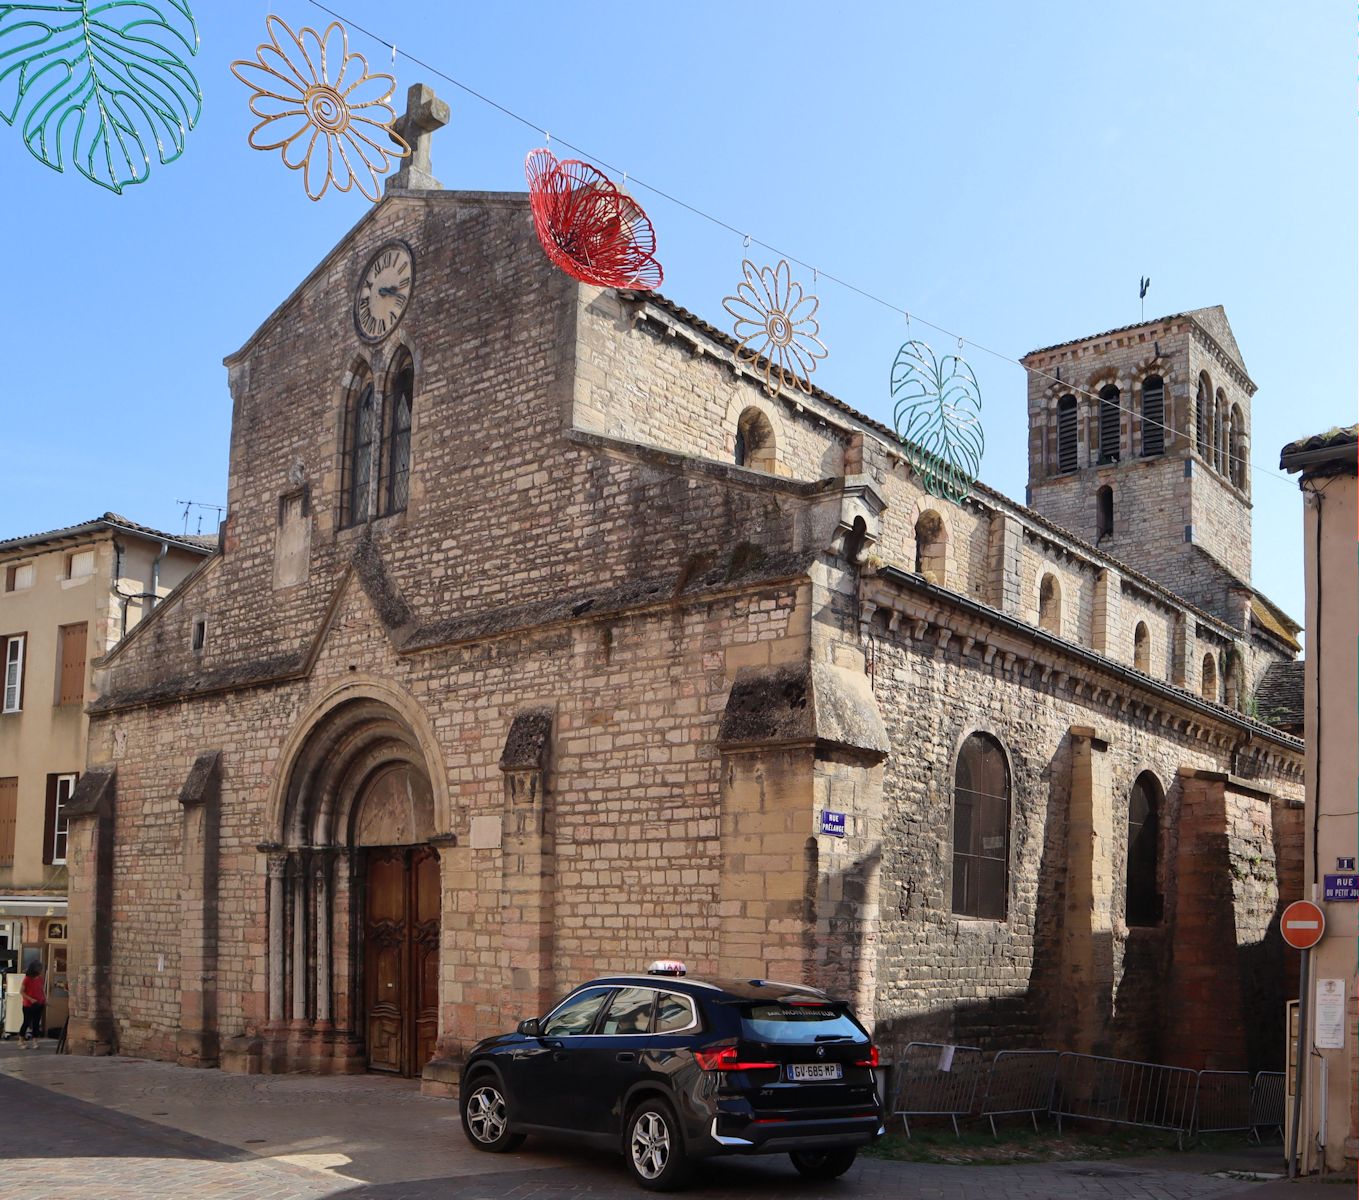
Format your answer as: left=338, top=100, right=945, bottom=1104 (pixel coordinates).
left=1125, top=771, right=1163, bottom=926
left=952, top=732, right=1011, bottom=921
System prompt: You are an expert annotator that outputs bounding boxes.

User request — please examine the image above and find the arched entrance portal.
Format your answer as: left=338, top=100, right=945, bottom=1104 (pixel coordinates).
left=265, top=695, right=443, bottom=1077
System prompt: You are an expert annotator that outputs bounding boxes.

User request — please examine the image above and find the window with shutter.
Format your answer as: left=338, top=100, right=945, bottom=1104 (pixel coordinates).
left=0, top=777, right=16, bottom=867
left=1056, top=395, right=1078, bottom=473
left=1098, top=386, right=1121, bottom=463
left=44, top=773, right=75, bottom=865
left=1141, top=376, right=1164, bottom=456
left=2, top=634, right=24, bottom=713
left=58, top=622, right=87, bottom=706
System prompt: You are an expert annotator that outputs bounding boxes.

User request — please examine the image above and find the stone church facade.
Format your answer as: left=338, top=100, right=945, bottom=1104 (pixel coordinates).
left=66, top=186, right=1304, bottom=1091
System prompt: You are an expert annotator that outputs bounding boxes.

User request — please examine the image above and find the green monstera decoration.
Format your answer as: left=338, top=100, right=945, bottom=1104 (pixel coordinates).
left=890, top=339, right=985, bottom=504
left=0, top=0, right=201, bottom=193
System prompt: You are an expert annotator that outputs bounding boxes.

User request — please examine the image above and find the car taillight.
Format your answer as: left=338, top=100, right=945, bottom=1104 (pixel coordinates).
left=694, top=1046, right=778, bottom=1072
left=854, top=1046, right=880, bottom=1068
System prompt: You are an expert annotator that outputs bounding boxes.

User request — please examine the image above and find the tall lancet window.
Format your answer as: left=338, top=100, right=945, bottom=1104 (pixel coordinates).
left=380, top=353, right=414, bottom=516
left=340, top=367, right=376, bottom=528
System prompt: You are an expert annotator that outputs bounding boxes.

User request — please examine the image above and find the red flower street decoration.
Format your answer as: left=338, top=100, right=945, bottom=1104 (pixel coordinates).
left=525, top=148, right=663, bottom=290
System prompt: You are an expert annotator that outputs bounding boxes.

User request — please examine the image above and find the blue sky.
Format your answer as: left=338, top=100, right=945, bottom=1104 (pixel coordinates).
left=1, top=1, right=1352, bottom=629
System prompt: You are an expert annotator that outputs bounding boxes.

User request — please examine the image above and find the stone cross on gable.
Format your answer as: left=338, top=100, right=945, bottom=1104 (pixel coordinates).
left=386, top=82, right=450, bottom=193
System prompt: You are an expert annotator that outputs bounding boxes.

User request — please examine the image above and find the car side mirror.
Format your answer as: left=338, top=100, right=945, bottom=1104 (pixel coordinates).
left=517, top=1018, right=541, bottom=1037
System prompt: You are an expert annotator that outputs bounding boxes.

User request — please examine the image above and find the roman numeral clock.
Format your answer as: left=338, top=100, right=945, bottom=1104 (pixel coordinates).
left=355, top=241, right=414, bottom=342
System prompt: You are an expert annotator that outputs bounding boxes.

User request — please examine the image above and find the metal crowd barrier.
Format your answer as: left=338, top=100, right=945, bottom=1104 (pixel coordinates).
left=978, top=1049, right=1060, bottom=1136
left=1052, top=1052, right=1198, bottom=1146
left=1192, top=1071, right=1253, bottom=1135
left=1248, top=1071, right=1285, bottom=1143
left=890, top=1041, right=984, bottom=1138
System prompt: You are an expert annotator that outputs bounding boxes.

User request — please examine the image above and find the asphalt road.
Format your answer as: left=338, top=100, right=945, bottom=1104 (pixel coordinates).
left=0, top=1049, right=1335, bottom=1200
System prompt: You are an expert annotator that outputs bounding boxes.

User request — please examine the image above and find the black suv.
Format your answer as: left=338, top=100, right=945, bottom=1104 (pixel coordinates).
left=458, top=962, right=883, bottom=1190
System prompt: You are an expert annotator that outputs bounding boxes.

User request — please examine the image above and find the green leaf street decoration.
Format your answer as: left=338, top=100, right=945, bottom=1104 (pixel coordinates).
left=0, top=1, right=201, bottom=193
left=890, top=339, right=985, bottom=504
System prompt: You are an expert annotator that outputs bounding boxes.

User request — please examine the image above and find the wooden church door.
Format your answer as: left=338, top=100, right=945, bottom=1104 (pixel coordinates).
left=364, top=846, right=440, bottom=1076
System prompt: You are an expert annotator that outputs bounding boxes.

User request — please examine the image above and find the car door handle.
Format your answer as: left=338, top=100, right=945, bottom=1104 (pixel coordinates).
left=616, top=1052, right=637, bottom=1063
left=552, top=1051, right=568, bottom=1062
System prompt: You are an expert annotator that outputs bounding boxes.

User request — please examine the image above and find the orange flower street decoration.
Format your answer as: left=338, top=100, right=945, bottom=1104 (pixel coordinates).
left=722, top=259, right=827, bottom=396
left=525, top=148, right=663, bottom=290
left=231, top=16, right=409, bottom=202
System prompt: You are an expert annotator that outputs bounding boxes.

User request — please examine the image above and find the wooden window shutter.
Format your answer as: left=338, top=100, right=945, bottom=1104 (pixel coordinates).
left=0, top=777, right=16, bottom=867
left=1141, top=378, right=1165, bottom=456
left=58, top=622, right=87, bottom=706
left=42, top=774, right=57, bottom=865
left=1056, top=396, right=1078, bottom=473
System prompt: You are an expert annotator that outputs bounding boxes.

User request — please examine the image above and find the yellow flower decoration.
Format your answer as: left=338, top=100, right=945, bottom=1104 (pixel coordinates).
left=231, top=17, right=409, bottom=202
left=722, top=259, right=828, bottom=396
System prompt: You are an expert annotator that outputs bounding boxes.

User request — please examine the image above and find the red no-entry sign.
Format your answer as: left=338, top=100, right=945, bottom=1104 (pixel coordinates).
left=1280, top=900, right=1325, bottom=950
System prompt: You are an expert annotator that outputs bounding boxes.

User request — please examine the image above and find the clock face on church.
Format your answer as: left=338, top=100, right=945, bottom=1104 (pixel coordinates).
left=354, top=241, right=414, bottom=342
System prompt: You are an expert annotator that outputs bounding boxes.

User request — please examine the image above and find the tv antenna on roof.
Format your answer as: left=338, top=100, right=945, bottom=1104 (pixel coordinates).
left=175, top=499, right=225, bottom=536
left=1139, top=276, right=1151, bottom=321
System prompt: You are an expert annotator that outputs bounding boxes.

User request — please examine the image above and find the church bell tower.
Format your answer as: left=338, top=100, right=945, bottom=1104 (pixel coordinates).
left=1021, top=306, right=1254, bottom=623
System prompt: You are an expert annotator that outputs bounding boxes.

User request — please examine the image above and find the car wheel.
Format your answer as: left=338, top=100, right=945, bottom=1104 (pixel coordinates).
left=624, top=1097, right=691, bottom=1191
left=788, top=1147, right=858, bottom=1179
left=460, top=1075, right=525, bottom=1152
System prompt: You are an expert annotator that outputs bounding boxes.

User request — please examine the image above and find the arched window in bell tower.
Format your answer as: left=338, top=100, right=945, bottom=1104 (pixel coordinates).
left=1056, top=395, right=1078, bottom=474
left=1098, top=385, right=1121, bottom=464
left=1223, top=388, right=1233, bottom=472
left=1195, top=372, right=1212, bottom=459
left=1228, top=404, right=1246, bottom=489
left=1140, top=375, right=1164, bottom=457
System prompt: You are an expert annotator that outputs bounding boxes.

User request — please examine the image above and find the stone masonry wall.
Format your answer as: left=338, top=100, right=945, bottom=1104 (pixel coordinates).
left=867, top=616, right=1302, bottom=1067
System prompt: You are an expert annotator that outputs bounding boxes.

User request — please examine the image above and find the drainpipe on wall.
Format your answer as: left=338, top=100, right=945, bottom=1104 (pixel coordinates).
left=150, top=540, right=168, bottom=605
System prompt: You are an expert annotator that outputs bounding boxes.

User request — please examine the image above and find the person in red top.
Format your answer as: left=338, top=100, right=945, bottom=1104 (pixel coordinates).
left=19, top=962, right=45, bottom=1048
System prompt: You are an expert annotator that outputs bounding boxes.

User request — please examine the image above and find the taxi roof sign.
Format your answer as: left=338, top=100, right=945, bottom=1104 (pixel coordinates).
left=646, top=959, right=687, bottom=977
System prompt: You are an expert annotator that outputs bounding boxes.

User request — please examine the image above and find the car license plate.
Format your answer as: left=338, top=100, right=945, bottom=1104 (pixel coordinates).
left=787, top=1062, right=842, bottom=1082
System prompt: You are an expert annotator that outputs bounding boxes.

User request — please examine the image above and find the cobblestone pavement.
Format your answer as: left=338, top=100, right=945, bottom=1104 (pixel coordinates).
left=0, top=1041, right=1334, bottom=1199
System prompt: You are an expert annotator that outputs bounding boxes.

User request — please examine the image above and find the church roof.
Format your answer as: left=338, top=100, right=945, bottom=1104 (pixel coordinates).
left=623, top=289, right=1259, bottom=645
left=1255, top=660, right=1304, bottom=733
left=1020, top=305, right=1251, bottom=381
left=0, top=512, right=216, bottom=558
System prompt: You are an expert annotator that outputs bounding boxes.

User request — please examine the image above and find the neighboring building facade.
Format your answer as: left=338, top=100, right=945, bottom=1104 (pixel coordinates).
left=68, top=185, right=1304, bottom=1091
left=1280, top=426, right=1358, bottom=1174
left=0, top=516, right=211, bottom=1031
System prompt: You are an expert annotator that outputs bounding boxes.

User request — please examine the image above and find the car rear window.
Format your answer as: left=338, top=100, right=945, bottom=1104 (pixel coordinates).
left=656, top=991, right=696, bottom=1033
left=740, top=1002, right=866, bottom=1044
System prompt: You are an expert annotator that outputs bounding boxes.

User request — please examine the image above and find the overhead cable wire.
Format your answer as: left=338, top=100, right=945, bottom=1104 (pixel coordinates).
left=301, top=0, right=1291, bottom=489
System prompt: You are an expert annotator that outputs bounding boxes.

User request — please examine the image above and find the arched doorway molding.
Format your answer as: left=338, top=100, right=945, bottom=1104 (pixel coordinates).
left=266, top=675, right=451, bottom=846
left=259, top=677, right=448, bottom=1077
